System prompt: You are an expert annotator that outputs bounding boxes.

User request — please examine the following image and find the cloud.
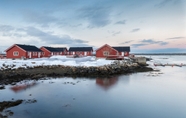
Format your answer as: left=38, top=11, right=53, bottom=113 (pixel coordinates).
left=120, top=40, right=134, bottom=45
left=131, top=39, right=169, bottom=48
left=159, top=42, right=168, bottom=45
left=24, top=27, right=89, bottom=46
left=115, top=20, right=126, bottom=25
left=0, top=25, right=15, bottom=32
left=131, top=43, right=148, bottom=48
left=141, top=39, right=168, bottom=45
left=78, top=6, right=111, bottom=28
left=0, top=24, right=90, bottom=47
left=107, top=30, right=121, bottom=36
left=132, top=48, right=186, bottom=53
left=112, top=31, right=121, bottom=36
left=0, top=25, right=16, bottom=37
left=141, top=39, right=155, bottom=43
left=167, top=37, right=185, bottom=40
left=131, top=28, right=140, bottom=32
left=22, top=11, right=62, bottom=27
left=154, top=0, right=180, bottom=8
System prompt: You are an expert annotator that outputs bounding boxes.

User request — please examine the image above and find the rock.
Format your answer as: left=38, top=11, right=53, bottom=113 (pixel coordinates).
left=0, top=100, right=23, bottom=111
left=0, top=85, right=5, bottom=90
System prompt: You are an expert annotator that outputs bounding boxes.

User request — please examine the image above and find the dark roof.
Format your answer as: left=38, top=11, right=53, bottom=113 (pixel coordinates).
left=55, top=48, right=67, bottom=51
left=112, top=47, right=130, bottom=52
left=69, top=47, right=93, bottom=52
left=43, top=47, right=67, bottom=52
left=16, top=44, right=42, bottom=52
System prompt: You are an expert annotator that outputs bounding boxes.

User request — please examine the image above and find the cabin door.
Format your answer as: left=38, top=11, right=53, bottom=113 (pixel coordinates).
left=124, top=52, right=128, bottom=56
left=38, top=52, right=41, bottom=58
left=84, top=52, right=87, bottom=56
left=121, top=52, right=124, bottom=56
left=29, top=52, right=32, bottom=58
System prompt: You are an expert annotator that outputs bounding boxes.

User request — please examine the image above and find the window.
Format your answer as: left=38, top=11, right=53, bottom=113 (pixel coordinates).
left=124, top=52, right=128, bottom=56
left=13, top=51, right=19, bottom=56
left=103, top=51, right=109, bottom=56
left=33, top=52, right=37, bottom=56
left=64, top=51, right=66, bottom=54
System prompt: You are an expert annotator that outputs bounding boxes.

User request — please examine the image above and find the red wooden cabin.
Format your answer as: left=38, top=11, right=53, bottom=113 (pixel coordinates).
left=68, top=47, right=93, bottom=56
left=96, top=44, right=130, bottom=58
left=40, top=46, right=67, bottom=57
left=5, top=44, right=42, bottom=59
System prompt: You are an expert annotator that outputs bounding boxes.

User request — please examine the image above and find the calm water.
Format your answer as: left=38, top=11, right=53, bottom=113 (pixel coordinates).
left=1, top=55, right=186, bottom=118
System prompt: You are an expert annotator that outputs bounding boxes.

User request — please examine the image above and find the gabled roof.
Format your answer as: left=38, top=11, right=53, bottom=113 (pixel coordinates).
left=5, top=44, right=42, bottom=52
left=112, top=47, right=130, bottom=52
left=43, top=46, right=67, bottom=52
left=55, top=47, right=67, bottom=51
left=69, top=47, right=93, bottom=52
left=95, top=44, right=118, bottom=52
left=16, top=44, right=42, bottom=52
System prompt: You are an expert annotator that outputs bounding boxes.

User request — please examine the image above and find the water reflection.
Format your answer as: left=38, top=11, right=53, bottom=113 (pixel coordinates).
left=10, top=81, right=38, bottom=93
left=96, top=77, right=118, bottom=90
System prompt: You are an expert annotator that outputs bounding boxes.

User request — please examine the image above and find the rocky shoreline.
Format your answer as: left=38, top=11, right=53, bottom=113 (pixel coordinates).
left=0, top=62, right=153, bottom=86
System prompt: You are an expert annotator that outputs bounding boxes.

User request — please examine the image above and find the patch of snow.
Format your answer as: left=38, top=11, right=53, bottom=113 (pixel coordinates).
left=0, top=56, right=115, bottom=70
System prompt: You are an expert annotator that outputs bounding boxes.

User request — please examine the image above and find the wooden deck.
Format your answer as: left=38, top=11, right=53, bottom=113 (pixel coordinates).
left=106, top=55, right=124, bottom=60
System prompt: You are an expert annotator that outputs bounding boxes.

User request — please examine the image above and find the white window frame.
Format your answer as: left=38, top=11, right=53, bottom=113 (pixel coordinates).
left=103, top=51, right=109, bottom=56
left=13, top=51, right=19, bottom=56
left=33, top=52, right=37, bottom=56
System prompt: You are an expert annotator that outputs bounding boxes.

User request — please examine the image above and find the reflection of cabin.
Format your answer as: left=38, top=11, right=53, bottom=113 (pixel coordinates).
left=96, top=44, right=130, bottom=59
left=40, top=46, right=67, bottom=57
left=5, top=44, right=42, bottom=59
left=96, top=77, right=118, bottom=90
left=68, top=47, right=93, bottom=56
left=10, top=82, right=37, bottom=92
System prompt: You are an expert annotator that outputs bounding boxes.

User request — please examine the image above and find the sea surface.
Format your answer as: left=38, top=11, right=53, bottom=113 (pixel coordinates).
left=0, top=55, right=186, bottom=118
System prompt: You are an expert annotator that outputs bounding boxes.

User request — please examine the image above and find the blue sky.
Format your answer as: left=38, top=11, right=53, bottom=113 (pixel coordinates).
left=0, top=0, right=185, bottom=53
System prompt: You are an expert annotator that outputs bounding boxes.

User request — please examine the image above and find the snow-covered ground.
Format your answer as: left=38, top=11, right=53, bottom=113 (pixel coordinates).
left=1, top=55, right=185, bottom=70
left=135, top=55, right=186, bottom=69
left=0, top=56, right=115, bottom=70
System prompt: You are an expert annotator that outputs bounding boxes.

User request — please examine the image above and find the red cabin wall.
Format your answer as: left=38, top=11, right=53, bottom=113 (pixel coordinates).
left=40, top=47, right=68, bottom=57
left=96, top=45, right=118, bottom=58
left=124, top=52, right=129, bottom=56
left=6, top=46, right=26, bottom=59
left=60, top=49, right=68, bottom=55
left=68, top=51, right=92, bottom=56
left=40, top=47, right=51, bottom=57
left=25, top=52, right=42, bottom=58
left=118, top=52, right=129, bottom=56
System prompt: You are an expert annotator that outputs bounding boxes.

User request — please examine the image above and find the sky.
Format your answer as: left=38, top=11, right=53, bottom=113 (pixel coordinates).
left=0, top=0, right=186, bottom=53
